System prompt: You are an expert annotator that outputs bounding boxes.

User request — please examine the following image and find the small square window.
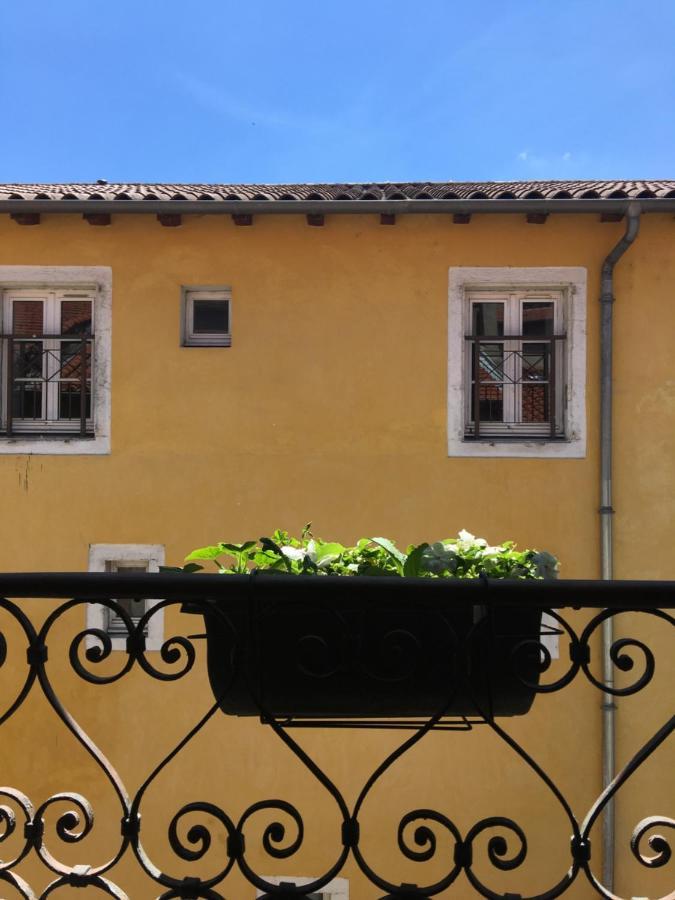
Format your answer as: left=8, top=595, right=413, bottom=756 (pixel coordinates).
left=182, top=288, right=231, bottom=347
left=104, top=560, right=150, bottom=635
left=87, top=544, right=165, bottom=650
left=257, top=878, right=348, bottom=899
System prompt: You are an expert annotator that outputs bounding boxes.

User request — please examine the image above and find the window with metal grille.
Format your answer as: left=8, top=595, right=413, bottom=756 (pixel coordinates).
left=464, top=290, right=566, bottom=440
left=1, top=289, right=94, bottom=436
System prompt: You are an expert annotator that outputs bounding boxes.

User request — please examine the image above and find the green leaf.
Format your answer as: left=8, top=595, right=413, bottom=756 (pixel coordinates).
left=219, top=541, right=257, bottom=554
left=301, top=555, right=319, bottom=574
left=182, top=563, right=204, bottom=574
left=314, top=542, right=345, bottom=562
left=370, top=537, right=406, bottom=571
left=360, top=565, right=396, bottom=577
left=259, top=537, right=292, bottom=572
left=403, top=542, right=430, bottom=577
left=185, top=545, right=223, bottom=562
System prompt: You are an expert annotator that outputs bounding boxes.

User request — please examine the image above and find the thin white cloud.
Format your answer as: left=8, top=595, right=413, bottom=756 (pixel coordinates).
left=172, top=71, right=337, bottom=135
left=516, top=150, right=575, bottom=170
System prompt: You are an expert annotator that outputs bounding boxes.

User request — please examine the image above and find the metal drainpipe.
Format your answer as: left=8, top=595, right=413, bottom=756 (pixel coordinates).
left=599, top=201, right=641, bottom=891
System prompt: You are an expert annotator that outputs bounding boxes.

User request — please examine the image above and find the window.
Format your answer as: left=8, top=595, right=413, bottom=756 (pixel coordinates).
left=2, top=289, right=93, bottom=433
left=87, top=544, right=165, bottom=651
left=466, top=291, right=564, bottom=439
left=0, top=267, right=111, bottom=454
left=448, top=267, right=587, bottom=458
left=182, top=287, right=231, bottom=346
left=256, top=878, right=348, bottom=899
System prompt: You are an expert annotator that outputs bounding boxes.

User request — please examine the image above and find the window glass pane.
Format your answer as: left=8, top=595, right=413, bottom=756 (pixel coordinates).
left=193, top=299, right=229, bottom=334
left=472, top=302, right=504, bottom=336
left=521, top=343, right=549, bottom=381
left=472, top=385, right=503, bottom=422
left=12, top=383, right=42, bottom=419
left=472, top=343, right=504, bottom=383
left=522, top=302, right=553, bottom=337
left=104, top=562, right=149, bottom=633
left=60, top=301, right=93, bottom=379
left=522, top=384, right=549, bottom=423
left=117, top=597, right=147, bottom=619
left=12, top=301, right=43, bottom=337
left=13, top=341, right=43, bottom=379
left=61, top=301, right=92, bottom=336
left=60, top=341, right=91, bottom=382
left=59, top=384, right=91, bottom=420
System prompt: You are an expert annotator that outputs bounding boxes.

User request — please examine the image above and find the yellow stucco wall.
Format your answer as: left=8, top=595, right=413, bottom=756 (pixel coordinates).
left=0, top=212, right=673, bottom=898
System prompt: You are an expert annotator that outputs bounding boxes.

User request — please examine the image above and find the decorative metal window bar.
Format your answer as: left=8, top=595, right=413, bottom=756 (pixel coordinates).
left=465, top=334, right=566, bottom=439
left=1, top=334, right=94, bottom=437
left=0, top=573, right=672, bottom=900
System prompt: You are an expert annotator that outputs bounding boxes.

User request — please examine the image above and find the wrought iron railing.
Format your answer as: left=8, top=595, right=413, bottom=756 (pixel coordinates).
left=0, top=574, right=672, bottom=899
left=0, top=335, right=93, bottom=436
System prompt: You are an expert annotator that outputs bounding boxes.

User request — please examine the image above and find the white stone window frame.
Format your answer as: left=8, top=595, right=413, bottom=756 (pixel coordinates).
left=181, top=285, right=232, bottom=347
left=256, top=877, right=348, bottom=899
left=448, top=267, right=587, bottom=458
left=0, top=266, right=111, bottom=455
left=87, top=544, right=165, bottom=651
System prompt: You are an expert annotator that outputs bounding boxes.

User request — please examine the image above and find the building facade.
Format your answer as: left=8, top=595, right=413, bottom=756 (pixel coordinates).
left=0, top=181, right=673, bottom=898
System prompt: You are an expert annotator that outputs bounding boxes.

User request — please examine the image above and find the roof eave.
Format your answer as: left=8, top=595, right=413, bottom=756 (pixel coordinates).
left=1, top=198, right=674, bottom=214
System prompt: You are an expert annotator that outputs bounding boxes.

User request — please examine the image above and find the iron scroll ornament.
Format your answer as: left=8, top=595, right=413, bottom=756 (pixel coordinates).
left=0, top=573, right=672, bottom=899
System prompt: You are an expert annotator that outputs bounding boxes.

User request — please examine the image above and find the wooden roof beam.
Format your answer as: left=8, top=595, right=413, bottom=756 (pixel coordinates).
left=10, top=213, right=40, bottom=226
left=83, top=213, right=111, bottom=226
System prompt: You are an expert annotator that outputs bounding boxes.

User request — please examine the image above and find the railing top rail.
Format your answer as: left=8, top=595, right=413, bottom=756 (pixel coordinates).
left=0, top=572, right=673, bottom=607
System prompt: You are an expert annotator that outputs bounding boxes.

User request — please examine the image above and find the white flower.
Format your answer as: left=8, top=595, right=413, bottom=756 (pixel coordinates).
left=531, top=551, right=559, bottom=579
left=480, top=545, right=503, bottom=556
left=421, top=542, right=457, bottom=574
left=457, top=530, right=487, bottom=550
left=281, top=546, right=306, bottom=561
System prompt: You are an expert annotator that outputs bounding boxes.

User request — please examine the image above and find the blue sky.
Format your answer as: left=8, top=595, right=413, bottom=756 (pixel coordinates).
left=1, top=0, right=673, bottom=183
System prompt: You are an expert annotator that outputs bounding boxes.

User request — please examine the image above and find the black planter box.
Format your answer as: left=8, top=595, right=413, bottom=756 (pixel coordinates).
left=182, top=575, right=543, bottom=719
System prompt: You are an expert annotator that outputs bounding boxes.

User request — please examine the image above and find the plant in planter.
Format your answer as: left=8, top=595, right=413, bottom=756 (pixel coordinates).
left=173, top=528, right=559, bottom=721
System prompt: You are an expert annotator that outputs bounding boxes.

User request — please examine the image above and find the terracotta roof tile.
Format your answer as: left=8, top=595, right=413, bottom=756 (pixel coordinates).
left=1, top=180, right=674, bottom=204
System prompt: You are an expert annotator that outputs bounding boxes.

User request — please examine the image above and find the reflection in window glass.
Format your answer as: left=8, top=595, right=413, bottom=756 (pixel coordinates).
left=522, top=302, right=553, bottom=337
left=522, top=384, right=549, bottom=423
left=61, top=301, right=92, bottom=336
left=472, top=302, right=504, bottom=336
left=12, top=301, right=43, bottom=337
left=473, top=384, right=503, bottom=423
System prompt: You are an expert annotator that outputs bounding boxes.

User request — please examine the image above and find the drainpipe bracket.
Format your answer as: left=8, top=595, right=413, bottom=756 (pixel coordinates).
left=598, top=506, right=615, bottom=515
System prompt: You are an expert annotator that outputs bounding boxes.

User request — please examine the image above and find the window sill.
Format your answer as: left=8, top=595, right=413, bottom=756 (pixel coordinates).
left=449, top=435, right=585, bottom=459
left=463, top=434, right=567, bottom=443
left=180, top=340, right=232, bottom=348
left=0, top=433, right=110, bottom=455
